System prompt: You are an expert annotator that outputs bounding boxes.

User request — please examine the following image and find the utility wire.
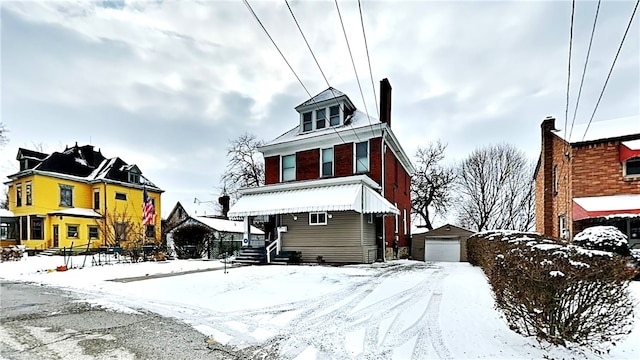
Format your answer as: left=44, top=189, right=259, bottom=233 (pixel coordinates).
left=242, top=0, right=349, bottom=146
left=582, top=0, right=639, bottom=141
left=568, top=0, right=601, bottom=142
left=283, top=0, right=364, bottom=144
left=358, top=0, right=380, bottom=120
left=563, top=0, right=576, bottom=147
left=334, top=0, right=376, bottom=138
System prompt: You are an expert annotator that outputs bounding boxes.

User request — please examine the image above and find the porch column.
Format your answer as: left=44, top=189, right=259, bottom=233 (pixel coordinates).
left=243, top=216, right=252, bottom=247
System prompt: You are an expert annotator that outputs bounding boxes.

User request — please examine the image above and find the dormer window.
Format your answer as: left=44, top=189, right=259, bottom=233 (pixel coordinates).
left=316, top=109, right=326, bottom=129
left=129, top=172, right=140, bottom=183
left=301, top=106, right=343, bottom=133
left=329, top=106, right=340, bottom=126
left=303, top=112, right=312, bottom=132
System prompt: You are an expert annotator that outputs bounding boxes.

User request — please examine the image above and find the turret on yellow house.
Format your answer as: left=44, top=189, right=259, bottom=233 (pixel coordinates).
left=3, top=144, right=163, bottom=251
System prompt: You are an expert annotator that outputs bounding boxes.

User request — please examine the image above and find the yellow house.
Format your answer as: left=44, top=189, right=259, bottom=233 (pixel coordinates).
left=4, top=144, right=163, bottom=251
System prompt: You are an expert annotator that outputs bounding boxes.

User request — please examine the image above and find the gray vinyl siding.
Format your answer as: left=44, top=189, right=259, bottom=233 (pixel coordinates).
left=280, top=211, right=377, bottom=263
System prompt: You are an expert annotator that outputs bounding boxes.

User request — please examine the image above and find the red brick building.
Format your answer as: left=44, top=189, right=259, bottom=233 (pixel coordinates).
left=229, top=79, right=414, bottom=263
left=534, top=115, right=640, bottom=248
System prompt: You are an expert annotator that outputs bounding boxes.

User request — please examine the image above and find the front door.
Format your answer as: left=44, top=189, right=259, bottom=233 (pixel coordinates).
left=53, top=225, right=59, bottom=247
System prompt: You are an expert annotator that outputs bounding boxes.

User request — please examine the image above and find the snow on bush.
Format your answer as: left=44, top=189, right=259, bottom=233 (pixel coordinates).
left=467, top=230, right=637, bottom=352
left=573, top=226, right=629, bottom=256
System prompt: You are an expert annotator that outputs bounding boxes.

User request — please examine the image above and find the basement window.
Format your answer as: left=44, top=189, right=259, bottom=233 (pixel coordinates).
left=309, top=212, right=327, bottom=226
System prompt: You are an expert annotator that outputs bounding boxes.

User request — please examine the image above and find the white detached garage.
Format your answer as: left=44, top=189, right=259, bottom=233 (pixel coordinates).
left=411, top=224, right=474, bottom=262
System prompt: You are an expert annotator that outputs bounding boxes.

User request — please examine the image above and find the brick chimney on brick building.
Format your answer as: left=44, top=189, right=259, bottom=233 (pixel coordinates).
left=380, top=78, right=392, bottom=127
left=540, top=116, right=557, bottom=235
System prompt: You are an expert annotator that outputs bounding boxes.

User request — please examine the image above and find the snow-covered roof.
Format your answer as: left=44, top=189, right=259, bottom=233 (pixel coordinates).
left=555, top=115, right=639, bottom=143
left=622, top=139, right=640, bottom=150
left=295, top=87, right=347, bottom=109
left=0, top=209, right=15, bottom=217
left=265, top=109, right=382, bottom=147
left=194, top=217, right=264, bottom=235
left=228, top=178, right=398, bottom=218
left=48, top=208, right=102, bottom=218
left=573, top=194, right=640, bottom=212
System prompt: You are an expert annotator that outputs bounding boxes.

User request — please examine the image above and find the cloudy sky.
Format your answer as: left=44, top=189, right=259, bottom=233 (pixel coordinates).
left=1, top=0, right=638, bottom=218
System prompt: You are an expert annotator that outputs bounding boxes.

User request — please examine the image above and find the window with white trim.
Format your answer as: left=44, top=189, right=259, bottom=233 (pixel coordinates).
left=302, top=112, right=312, bottom=132
left=16, top=183, right=22, bottom=207
left=309, top=212, right=327, bottom=225
left=316, top=109, right=326, bottom=129
left=403, top=209, right=407, bottom=235
left=624, top=157, right=640, bottom=177
left=59, top=184, right=73, bottom=207
left=558, top=214, right=567, bottom=239
left=25, top=181, right=32, bottom=205
left=329, top=106, right=340, bottom=126
left=93, top=189, right=100, bottom=210
left=321, top=148, right=333, bottom=177
left=282, top=154, right=296, bottom=182
left=355, top=141, right=369, bottom=173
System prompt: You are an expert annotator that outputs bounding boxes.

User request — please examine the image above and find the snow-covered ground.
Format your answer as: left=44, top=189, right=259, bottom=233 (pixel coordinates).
left=1, top=255, right=639, bottom=359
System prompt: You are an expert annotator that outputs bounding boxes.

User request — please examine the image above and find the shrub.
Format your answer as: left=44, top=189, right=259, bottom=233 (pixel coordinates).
left=172, top=224, right=214, bottom=259
left=573, top=226, right=630, bottom=256
left=470, top=230, right=637, bottom=351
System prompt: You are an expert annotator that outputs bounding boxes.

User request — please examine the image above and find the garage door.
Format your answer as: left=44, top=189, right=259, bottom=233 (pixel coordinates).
left=425, top=238, right=460, bottom=262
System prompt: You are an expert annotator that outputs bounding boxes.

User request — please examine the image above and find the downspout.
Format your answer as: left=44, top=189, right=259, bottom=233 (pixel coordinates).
left=360, top=183, right=364, bottom=261
left=381, top=128, right=387, bottom=262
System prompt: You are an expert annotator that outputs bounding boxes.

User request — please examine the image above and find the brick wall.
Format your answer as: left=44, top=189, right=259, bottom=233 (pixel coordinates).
left=334, top=143, right=353, bottom=177
left=571, top=142, right=640, bottom=197
left=296, top=149, right=319, bottom=181
left=264, top=156, right=279, bottom=185
left=383, top=147, right=411, bottom=249
left=369, top=137, right=382, bottom=184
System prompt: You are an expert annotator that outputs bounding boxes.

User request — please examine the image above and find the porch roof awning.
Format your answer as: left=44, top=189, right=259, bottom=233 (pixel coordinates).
left=48, top=208, right=102, bottom=219
left=620, top=139, right=640, bottom=162
left=573, top=194, right=640, bottom=221
left=228, top=183, right=400, bottom=218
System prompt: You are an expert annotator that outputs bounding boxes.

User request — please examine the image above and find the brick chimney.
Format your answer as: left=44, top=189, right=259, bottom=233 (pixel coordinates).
left=218, top=195, right=230, bottom=219
left=380, top=78, right=392, bottom=127
left=541, top=116, right=556, bottom=236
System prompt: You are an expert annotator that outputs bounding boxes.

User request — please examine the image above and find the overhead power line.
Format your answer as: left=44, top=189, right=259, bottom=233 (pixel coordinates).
left=283, top=0, right=364, bottom=144
left=334, top=0, right=376, bottom=138
left=568, top=0, right=601, bottom=142
left=582, top=0, right=639, bottom=141
left=563, top=0, right=576, bottom=147
left=358, top=0, right=380, bottom=120
left=242, top=0, right=349, bottom=146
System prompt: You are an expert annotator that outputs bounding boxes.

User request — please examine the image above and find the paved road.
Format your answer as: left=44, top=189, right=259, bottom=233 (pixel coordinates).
left=0, top=281, right=245, bottom=359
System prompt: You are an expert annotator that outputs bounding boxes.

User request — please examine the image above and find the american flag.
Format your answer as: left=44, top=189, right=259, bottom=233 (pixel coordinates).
left=142, top=186, right=155, bottom=226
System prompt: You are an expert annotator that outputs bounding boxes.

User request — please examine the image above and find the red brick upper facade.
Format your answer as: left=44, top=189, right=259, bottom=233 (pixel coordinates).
left=534, top=116, right=640, bottom=239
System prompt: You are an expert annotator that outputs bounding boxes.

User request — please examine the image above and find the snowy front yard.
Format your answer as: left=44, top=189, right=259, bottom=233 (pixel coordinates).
left=1, top=256, right=638, bottom=359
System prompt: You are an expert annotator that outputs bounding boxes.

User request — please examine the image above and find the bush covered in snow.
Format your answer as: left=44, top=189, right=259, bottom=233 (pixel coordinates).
left=467, top=230, right=637, bottom=351
left=573, top=226, right=630, bottom=256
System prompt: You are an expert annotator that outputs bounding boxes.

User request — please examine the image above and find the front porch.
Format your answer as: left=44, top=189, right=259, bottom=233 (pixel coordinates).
left=228, top=176, right=399, bottom=264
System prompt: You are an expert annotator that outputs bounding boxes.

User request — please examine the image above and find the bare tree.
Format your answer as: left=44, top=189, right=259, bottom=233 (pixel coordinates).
left=411, top=141, right=456, bottom=230
left=455, top=143, right=535, bottom=232
left=220, top=133, right=265, bottom=202
left=1, top=189, right=8, bottom=210
left=95, top=206, right=146, bottom=248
